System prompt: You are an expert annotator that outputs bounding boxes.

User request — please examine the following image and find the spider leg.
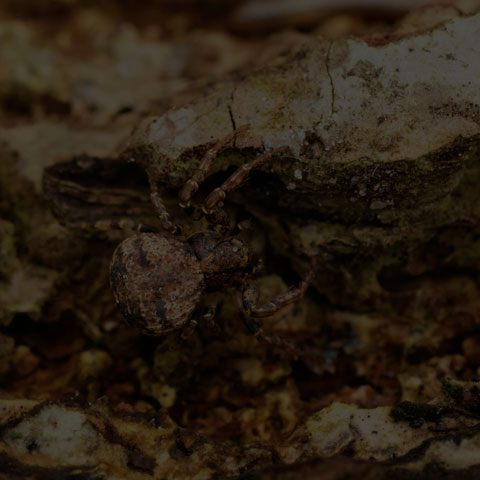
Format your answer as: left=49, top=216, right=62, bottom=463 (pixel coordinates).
left=239, top=294, right=298, bottom=355
left=181, top=305, right=217, bottom=340
left=95, top=218, right=159, bottom=233
left=237, top=218, right=253, bottom=232
left=178, top=125, right=249, bottom=209
left=203, top=146, right=289, bottom=214
left=202, top=304, right=217, bottom=329
left=239, top=256, right=317, bottom=354
left=180, top=318, right=198, bottom=340
left=244, top=256, right=317, bottom=318
left=149, top=177, right=181, bottom=234
left=66, top=218, right=159, bottom=233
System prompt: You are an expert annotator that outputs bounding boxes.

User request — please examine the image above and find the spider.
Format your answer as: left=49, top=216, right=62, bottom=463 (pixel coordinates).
left=109, top=126, right=318, bottom=347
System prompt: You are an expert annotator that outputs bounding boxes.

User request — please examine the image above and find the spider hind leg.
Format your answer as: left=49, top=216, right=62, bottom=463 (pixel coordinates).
left=240, top=256, right=318, bottom=354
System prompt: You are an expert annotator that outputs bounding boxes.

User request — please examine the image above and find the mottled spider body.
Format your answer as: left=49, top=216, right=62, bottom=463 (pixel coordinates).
left=107, top=127, right=318, bottom=344
left=42, top=128, right=316, bottom=344
left=110, top=231, right=248, bottom=335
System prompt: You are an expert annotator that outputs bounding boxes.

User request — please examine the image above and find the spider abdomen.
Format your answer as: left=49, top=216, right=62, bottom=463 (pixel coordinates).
left=110, top=233, right=205, bottom=335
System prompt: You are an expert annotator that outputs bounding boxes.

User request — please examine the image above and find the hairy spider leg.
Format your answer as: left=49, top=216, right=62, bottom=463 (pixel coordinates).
left=243, top=256, right=317, bottom=318
left=202, top=304, right=216, bottom=325
left=203, top=146, right=289, bottom=214
left=180, top=305, right=217, bottom=339
left=180, top=318, right=198, bottom=340
left=239, top=257, right=317, bottom=353
left=178, top=125, right=249, bottom=209
left=149, top=177, right=181, bottom=234
left=66, top=218, right=159, bottom=233
left=237, top=218, right=253, bottom=232
left=239, top=292, right=298, bottom=355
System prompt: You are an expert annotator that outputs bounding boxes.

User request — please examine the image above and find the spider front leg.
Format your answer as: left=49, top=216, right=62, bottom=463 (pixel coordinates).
left=178, top=125, right=249, bottom=209
left=203, top=146, right=289, bottom=215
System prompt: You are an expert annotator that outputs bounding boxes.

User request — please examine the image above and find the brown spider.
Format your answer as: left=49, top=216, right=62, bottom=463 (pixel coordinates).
left=109, top=127, right=318, bottom=346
